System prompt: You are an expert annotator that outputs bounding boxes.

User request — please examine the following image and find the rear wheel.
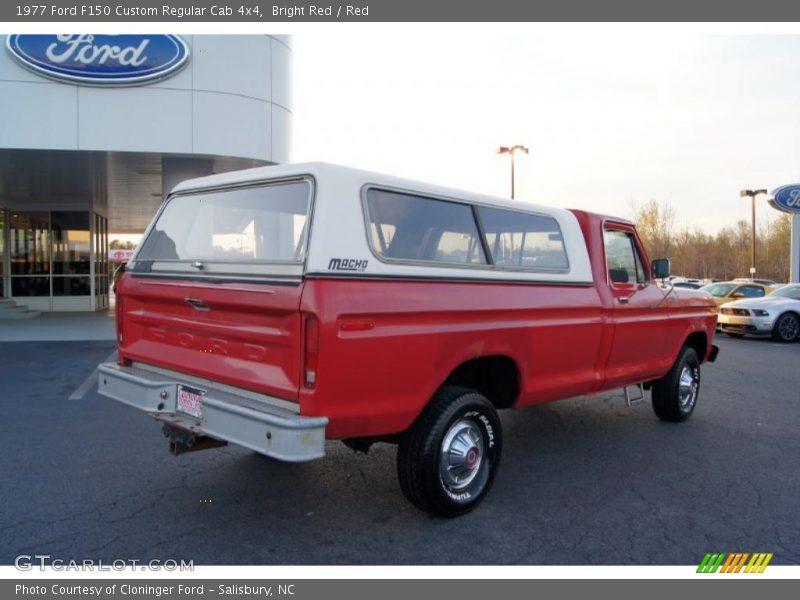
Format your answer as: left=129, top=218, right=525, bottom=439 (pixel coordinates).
left=772, top=312, right=800, bottom=343
left=652, top=346, right=700, bottom=422
left=397, top=386, right=501, bottom=517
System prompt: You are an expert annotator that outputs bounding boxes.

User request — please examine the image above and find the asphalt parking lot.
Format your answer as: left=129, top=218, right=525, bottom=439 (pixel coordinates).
left=1, top=335, right=798, bottom=565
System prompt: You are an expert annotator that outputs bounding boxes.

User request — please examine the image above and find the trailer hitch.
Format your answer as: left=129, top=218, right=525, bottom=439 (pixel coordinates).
left=163, top=423, right=227, bottom=455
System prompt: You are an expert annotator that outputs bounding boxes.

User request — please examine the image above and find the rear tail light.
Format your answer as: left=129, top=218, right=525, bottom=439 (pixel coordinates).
left=303, top=315, right=319, bottom=389
left=115, top=294, right=124, bottom=343
left=115, top=294, right=125, bottom=365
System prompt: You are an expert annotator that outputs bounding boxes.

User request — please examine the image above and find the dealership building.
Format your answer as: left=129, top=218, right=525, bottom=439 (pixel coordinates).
left=0, top=34, right=292, bottom=315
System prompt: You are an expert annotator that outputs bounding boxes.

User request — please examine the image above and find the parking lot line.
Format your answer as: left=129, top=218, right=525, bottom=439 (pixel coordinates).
left=68, top=351, right=117, bottom=400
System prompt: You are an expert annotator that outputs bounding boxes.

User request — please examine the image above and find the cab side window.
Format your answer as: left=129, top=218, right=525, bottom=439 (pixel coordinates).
left=604, top=229, right=646, bottom=285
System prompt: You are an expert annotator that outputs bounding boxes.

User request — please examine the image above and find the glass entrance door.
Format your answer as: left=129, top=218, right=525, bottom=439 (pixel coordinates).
left=8, top=210, right=97, bottom=311
left=9, top=211, right=51, bottom=310
left=93, top=213, right=109, bottom=310
left=51, top=211, right=91, bottom=307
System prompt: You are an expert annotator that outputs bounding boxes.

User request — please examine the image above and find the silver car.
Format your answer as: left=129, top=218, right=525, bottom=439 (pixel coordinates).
left=717, top=284, right=800, bottom=342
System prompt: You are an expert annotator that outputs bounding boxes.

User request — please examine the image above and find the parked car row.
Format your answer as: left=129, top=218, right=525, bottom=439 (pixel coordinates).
left=699, top=280, right=773, bottom=309
left=732, top=277, right=778, bottom=287
left=660, top=277, right=797, bottom=341
left=705, top=282, right=800, bottom=342
left=672, top=281, right=704, bottom=290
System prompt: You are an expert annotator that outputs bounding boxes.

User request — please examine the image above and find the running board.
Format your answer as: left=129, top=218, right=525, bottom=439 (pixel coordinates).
left=624, top=384, right=645, bottom=407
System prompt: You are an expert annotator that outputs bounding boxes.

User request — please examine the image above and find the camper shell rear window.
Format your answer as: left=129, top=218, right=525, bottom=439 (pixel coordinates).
left=132, top=179, right=312, bottom=276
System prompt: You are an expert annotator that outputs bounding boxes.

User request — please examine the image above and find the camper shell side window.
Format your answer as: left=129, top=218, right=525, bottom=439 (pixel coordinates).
left=363, top=187, right=570, bottom=273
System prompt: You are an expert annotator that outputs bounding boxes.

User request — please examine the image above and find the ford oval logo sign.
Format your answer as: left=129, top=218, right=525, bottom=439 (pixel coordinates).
left=5, top=34, right=190, bottom=85
left=769, top=184, right=800, bottom=214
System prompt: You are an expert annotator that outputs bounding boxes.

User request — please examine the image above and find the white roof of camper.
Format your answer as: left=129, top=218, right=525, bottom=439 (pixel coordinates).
left=172, top=161, right=555, bottom=215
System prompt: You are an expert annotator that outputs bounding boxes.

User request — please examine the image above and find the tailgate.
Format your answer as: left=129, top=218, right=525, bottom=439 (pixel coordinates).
left=117, top=276, right=304, bottom=401
left=116, top=176, right=314, bottom=402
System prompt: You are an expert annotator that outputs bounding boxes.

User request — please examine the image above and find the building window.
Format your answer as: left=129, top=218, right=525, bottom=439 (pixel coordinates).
left=52, top=211, right=91, bottom=275
left=6, top=210, right=101, bottom=301
left=52, top=276, right=92, bottom=296
left=10, top=212, right=50, bottom=275
left=0, top=209, right=5, bottom=297
left=11, top=276, right=50, bottom=297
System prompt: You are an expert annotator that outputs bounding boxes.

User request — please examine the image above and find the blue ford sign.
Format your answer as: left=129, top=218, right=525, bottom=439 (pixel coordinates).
left=770, top=184, right=800, bottom=214
left=5, top=34, right=190, bottom=85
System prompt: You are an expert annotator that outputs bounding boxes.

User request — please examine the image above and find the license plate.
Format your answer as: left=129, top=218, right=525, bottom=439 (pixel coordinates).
left=176, top=385, right=205, bottom=419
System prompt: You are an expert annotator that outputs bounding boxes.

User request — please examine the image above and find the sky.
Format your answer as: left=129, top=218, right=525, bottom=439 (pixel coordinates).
left=291, top=28, right=800, bottom=234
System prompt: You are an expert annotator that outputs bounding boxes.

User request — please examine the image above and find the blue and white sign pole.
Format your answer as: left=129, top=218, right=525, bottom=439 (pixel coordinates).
left=769, top=184, right=800, bottom=283
left=794, top=217, right=800, bottom=283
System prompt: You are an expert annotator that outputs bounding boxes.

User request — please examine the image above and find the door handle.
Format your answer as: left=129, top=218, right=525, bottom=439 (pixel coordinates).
left=185, top=297, right=210, bottom=311
left=617, top=296, right=630, bottom=304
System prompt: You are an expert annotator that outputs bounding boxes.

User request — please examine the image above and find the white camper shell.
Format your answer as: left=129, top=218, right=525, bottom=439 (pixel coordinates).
left=129, top=162, right=593, bottom=285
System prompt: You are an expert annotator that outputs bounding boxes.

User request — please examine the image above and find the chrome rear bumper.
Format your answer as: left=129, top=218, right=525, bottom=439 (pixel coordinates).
left=97, top=362, right=327, bottom=462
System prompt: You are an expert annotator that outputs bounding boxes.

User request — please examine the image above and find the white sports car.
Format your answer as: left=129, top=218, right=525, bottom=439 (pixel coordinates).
left=717, top=283, right=800, bottom=342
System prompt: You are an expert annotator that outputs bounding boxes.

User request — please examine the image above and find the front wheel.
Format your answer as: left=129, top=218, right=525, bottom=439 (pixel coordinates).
left=397, top=386, right=502, bottom=517
left=651, top=346, right=700, bottom=422
left=772, top=312, right=800, bottom=343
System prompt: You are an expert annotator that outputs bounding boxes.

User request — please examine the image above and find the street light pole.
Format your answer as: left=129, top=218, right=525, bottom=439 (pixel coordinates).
left=497, top=145, right=529, bottom=199
left=739, top=188, right=768, bottom=276
left=510, top=151, right=516, bottom=199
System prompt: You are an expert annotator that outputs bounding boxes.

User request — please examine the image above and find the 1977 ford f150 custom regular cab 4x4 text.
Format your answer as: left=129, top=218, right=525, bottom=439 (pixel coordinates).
left=98, top=162, right=719, bottom=517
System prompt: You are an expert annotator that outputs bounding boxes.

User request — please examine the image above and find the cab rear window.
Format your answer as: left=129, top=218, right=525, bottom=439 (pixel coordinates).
left=136, top=180, right=311, bottom=267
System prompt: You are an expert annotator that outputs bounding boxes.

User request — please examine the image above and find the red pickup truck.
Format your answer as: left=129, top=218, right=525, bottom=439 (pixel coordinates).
left=98, top=163, right=718, bottom=517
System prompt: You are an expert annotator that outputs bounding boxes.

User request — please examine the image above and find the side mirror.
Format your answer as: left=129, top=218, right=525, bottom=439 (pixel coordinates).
left=651, top=258, right=670, bottom=280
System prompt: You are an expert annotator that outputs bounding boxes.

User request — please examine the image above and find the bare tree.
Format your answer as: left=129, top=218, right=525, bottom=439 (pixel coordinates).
left=631, top=199, right=676, bottom=260
left=629, top=201, right=793, bottom=282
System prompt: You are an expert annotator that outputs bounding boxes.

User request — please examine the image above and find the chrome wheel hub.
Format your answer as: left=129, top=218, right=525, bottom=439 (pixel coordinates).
left=678, top=365, right=699, bottom=411
left=440, top=419, right=484, bottom=491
